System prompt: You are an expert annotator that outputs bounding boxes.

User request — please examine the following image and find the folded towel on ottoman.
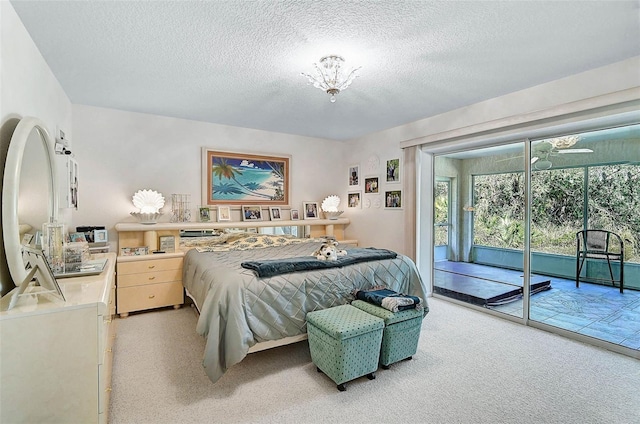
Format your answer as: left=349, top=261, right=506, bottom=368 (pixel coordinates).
left=354, top=288, right=423, bottom=312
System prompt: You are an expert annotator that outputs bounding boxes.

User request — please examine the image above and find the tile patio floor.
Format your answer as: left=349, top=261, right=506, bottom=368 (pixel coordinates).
left=489, top=276, right=640, bottom=350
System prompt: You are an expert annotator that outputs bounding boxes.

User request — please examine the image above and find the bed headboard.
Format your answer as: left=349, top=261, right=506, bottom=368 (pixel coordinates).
left=114, top=218, right=350, bottom=255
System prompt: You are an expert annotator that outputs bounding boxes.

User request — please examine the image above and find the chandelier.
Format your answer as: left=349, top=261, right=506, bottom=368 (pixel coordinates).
left=301, top=55, right=361, bottom=103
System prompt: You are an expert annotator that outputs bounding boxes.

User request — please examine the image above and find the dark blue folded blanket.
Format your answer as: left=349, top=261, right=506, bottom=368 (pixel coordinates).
left=241, top=247, right=397, bottom=278
left=355, top=288, right=422, bottom=312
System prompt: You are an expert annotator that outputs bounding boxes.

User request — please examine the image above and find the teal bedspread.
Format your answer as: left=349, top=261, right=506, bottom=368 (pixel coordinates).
left=182, top=241, right=428, bottom=383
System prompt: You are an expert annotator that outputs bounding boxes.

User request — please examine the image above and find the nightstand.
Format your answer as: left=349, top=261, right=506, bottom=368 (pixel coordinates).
left=116, top=253, right=184, bottom=317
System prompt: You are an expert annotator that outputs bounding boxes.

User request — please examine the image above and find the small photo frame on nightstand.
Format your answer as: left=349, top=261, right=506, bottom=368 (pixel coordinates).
left=158, top=235, right=175, bottom=253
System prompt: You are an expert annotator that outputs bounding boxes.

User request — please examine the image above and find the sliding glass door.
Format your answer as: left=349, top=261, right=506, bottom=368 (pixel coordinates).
left=433, top=142, right=526, bottom=319
left=430, top=123, right=640, bottom=352
left=528, top=126, right=640, bottom=350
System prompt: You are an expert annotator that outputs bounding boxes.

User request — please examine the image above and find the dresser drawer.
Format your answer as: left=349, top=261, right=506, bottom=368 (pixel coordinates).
left=117, top=281, right=184, bottom=314
left=117, top=268, right=182, bottom=288
left=117, top=257, right=182, bottom=275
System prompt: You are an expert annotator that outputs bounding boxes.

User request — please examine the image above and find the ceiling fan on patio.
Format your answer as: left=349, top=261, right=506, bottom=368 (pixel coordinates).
left=530, top=136, right=593, bottom=170
left=496, top=136, right=593, bottom=170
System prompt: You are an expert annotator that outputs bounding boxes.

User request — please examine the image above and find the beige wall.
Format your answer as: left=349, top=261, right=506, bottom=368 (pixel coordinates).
left=71, top=104, right=348, bottom=247
left=1, top=2, right=72, bottom=293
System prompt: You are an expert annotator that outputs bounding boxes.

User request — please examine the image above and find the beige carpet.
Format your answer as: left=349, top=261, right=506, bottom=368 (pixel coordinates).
left=109, top=298, right=640, bottom=424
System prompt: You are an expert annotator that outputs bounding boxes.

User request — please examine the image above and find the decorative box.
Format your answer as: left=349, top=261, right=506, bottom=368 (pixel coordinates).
left=306, top=304, right=384, bottom=391
left=351, top=300, right=424, bottom=368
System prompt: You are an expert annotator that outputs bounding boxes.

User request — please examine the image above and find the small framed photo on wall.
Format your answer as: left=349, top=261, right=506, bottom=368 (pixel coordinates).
left=348, top=164, right=360, bottom=187
left=217, top=205, right=231, bottom=222
left=384, top=190, right=402, bottom=209
left=269, top=206, right=282, bottom=220
left=386, top=158, right=400, bottom=183
left=290, top=209, right=300, bottom=220
left=364, top=177, right=379, bottom=194
left=242, top=205, right=263, bottom=221
left=348, top=191, right=362, bottom=208
left=302, top=201, right=319, bottom=219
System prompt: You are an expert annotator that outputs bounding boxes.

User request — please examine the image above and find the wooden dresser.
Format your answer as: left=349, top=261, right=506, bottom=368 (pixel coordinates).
left=0, top=252, right=116, bottom=424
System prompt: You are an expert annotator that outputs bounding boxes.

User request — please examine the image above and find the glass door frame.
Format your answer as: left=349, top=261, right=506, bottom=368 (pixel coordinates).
left=420, top=123, right=639, bottom=358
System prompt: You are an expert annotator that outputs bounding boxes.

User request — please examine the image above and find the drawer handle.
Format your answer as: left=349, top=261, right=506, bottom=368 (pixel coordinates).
left=104, top=319, right=112, bottom=324
left=105, top=387, right=112, bottom=393
left=148, top=265, right=156, bottom=269
left=106, top=348, right=113, bottom=353
left=149, top=294, right=155, bottom=299
left=148, top=276, right=156, bottom=280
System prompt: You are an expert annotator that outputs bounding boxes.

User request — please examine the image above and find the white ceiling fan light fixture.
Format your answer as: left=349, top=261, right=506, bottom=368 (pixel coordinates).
left=301, top=55, right=361, bottom=103
left=530, top=135, right=593, bottom=169
left=548, top=135, right=580, bottom=149
left=534, top=158, right=553, bottom=170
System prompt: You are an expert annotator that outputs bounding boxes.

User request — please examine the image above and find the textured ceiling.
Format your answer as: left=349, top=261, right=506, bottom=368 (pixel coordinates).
left=10, top=1, right=640, bottom=141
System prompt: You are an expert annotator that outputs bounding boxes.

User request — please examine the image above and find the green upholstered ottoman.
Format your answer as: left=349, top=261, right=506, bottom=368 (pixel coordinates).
left=352, top=300, right=424, bottom=369
left=306, top=304, right=384, bottom=391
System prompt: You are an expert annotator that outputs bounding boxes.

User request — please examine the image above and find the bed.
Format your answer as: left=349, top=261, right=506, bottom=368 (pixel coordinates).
left=182, top=234, right=428, bottom=383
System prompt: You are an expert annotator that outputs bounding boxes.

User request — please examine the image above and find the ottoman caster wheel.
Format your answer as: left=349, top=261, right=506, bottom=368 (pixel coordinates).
left=406, top=356, right=413, bottom=361
left=366, top=372, right=376, bottom=380
left=381, top=364, right=390, bottom=370
left=316, top=367, right=322, bottom=373
left=337, top=383, right=347, bottom=392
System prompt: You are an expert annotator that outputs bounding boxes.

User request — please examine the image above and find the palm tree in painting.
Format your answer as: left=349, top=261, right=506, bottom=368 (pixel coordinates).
left=254, top=160, right=285, bottom=200
left=211, top=158, right=272, bottom=199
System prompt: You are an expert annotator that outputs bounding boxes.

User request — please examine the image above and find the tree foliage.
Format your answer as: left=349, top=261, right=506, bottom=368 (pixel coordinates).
left=472, top=164, right=639, bottom=262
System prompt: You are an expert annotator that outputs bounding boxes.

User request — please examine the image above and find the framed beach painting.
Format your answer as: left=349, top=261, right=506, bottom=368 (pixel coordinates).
left=202, top=149, right=290, bottom=206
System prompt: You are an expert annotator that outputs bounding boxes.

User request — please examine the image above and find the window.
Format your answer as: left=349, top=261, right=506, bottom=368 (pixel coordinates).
left=473, top=173, right=525, bottom=249
left=434, top=180, right=450, bottom=246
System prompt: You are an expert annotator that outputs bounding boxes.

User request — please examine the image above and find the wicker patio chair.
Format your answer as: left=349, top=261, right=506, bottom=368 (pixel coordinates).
left=576, top=230, right=624, bottom=293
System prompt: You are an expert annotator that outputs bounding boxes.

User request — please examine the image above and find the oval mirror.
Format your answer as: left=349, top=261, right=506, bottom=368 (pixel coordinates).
left=2, top=116, right=58, bottom=289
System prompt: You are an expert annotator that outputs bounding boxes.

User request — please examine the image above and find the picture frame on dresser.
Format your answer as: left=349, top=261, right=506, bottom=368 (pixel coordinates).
left=158, top=235, right=176, bottom=253
left=9, top=246, right=65, bottom=310
left=199, top=206, right=211, bottom=222
left=217, top=205, right=231, bottom=221
left=242, top=205, right=263, bottom=221
left=269, top=206, right=282, bottom=220
left=302, top=201, right=319, bottom=220
left=94, top=229, right=108, bottom=243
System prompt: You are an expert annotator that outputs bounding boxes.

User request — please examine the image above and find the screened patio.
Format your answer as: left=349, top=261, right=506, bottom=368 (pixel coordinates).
left=432, top=123, right=639, bottom=351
